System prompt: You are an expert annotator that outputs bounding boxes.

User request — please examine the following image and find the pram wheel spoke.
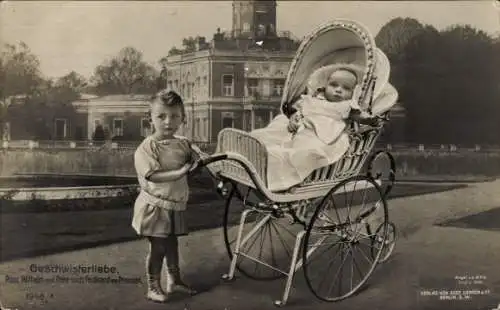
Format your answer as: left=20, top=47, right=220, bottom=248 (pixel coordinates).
left=223, top=184, right=301, bottom=281
left=302, top=176, right=390, bottom=302
left=371, top=221, right=396, bottom=263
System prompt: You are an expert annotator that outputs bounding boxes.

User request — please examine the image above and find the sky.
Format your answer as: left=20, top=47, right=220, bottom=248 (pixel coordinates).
left=1, top=1, right=499, bottom=80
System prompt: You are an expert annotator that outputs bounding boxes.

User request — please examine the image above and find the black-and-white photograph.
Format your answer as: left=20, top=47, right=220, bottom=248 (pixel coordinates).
left=1, top=1, right=499, bottom=309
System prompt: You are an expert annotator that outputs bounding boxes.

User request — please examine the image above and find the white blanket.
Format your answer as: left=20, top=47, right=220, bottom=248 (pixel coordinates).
left=250, top=95, right=351, bottom=192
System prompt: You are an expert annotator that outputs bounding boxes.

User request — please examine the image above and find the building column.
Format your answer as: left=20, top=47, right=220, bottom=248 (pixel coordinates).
left=269, top=110, right=273, bottom=123
left=191, top=103, right=195, bottom=140
left=242, top=110, right=247, bottom=131
left=209, top=104, right=213, bottom=143
left=88, top=111, right=93, bottom=140
left=250, top=108, right=255, bottom=131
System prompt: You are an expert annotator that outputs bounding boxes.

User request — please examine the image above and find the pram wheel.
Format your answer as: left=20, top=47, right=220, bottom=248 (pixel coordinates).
left=370, top=221, right=396, bottom=263
left=302, top=175, right=389, bottom=302
left=366, top=151, right=395, bottom=198
left=223, top=183, right=301, bottom=281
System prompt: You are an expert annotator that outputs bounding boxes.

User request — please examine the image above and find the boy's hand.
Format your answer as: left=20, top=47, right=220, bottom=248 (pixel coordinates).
left=188, top=159, right=201, bottom=174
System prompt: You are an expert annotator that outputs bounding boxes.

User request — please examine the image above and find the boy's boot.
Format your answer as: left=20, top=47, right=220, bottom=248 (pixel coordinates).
left=146, top=273, right=168, bottom=302
left=165, top=266, right=197, bottom=295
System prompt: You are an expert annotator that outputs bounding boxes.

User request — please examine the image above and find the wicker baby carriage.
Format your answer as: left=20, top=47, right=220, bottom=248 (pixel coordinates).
left=195, top=19, right=398, bottom=307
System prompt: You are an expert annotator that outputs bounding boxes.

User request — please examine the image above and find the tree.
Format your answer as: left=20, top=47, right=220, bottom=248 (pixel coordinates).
left=167, top=36, right=203, bottom=56
left=90, top=47, right=159, bottom=95
left=431, top=25, right=499, bottom=144
left=375, top=18, right=433, bottom=111
left=0, top=42, right=44, bottom=100
left=168, top=46, right=183, bottom=56
left=55, top=71, right=87, bottom=91
left=182, top=36, right=199, bottom=53
left=156, top=57, right=168, bottom=90
left=376, top=19, right=500, bottom=145
left=47, top=71, right=88, bottom=105
left=0, top=42, right=45, bottom=138
left=395, top=24, right=443, bottom=143
left=375, top=18, right=426, bottom=62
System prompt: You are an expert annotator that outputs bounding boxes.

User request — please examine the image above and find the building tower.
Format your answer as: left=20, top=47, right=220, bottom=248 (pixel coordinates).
left=232, top=0, right=277, bottom=39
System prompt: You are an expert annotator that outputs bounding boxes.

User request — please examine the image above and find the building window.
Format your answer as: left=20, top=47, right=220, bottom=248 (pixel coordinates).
left=113, top=118, right=123, bottom=137
left=141, top=118, right=151, bottom=137
left=186, top=83, right=191, bottom=98
left=203, top=76, right=207, bottom=86
left=221, top=112, right=234, bottom=128
left=247, top=78, right=259, bottom=97
left=181, top=84, right=185, bottom=97
left=272, top=79, right=285, bottom=96
left=54, top=118, right=67, bottom=139
left=168, top=81, right=173, bottom=90
left=174, top=80, right=179, bottom=90
left=243, top=22, right=250, bottom=32
left=222, top=74, right=234, bottom=96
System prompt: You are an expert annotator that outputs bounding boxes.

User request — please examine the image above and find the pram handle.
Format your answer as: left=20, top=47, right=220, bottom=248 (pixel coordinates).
left=189, top=144, right=228, bottom=174
left=198, top=154, right=228, bottom=167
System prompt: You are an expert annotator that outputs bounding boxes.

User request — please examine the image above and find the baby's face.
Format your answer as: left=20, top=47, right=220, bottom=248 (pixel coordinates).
left=324, top=70, right=357, bottom=102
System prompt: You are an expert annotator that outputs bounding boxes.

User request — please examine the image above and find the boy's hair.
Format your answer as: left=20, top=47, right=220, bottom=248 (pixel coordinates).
left=148, top=89, right=186, bottom=123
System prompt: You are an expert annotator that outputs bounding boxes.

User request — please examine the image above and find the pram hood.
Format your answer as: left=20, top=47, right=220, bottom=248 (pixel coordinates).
left=281, top=19, right=393, bottom=116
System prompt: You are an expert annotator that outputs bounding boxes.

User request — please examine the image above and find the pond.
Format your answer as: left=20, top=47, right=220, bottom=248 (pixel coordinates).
left=0, top=175, right=136, bottom=188
left=0, top=174, right=139, bottom=202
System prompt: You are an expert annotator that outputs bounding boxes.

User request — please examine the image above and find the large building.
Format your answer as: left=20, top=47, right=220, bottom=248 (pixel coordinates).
left=163, top=0, right=300, bottom=142
left=52, top=0, right=299, bottom=143
left=1, top=0, right=405, bottom=144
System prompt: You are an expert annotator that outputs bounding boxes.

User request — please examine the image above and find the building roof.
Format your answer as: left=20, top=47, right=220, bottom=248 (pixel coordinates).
left=79, top=93, right=99, bottom=100
left=89, top=94, right=152, bottom=101
left=72, top=94, right=151, bottom=113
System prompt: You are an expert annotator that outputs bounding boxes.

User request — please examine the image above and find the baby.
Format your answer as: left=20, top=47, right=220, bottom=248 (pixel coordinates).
left=287, top=65, right=375, bottom=136
left=244, top=64, right=376, bottom=191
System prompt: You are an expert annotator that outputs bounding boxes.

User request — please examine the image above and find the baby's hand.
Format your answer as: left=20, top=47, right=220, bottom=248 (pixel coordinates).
left=287, top=112, right=303, bottom=133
